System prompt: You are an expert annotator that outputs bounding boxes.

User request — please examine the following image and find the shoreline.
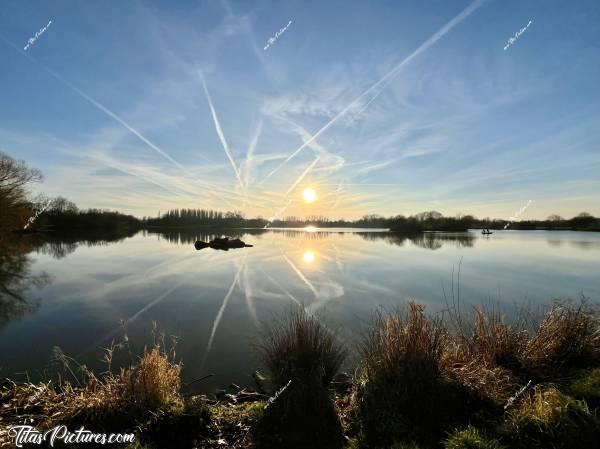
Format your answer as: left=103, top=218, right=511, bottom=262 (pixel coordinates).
left=1, top=299, right=598, bottom=448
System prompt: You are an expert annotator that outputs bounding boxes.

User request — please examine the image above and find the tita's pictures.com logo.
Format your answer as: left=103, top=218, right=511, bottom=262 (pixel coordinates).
left=8, top=425, right=135, bottom=447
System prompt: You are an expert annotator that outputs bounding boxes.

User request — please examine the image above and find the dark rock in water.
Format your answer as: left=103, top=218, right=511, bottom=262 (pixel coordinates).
left=194, top=241, right=210, bottom=250
left=194, top=237, right=253, bottom=251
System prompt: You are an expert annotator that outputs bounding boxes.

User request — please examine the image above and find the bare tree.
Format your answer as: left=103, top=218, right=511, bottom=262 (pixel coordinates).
left=0, top=152, right=43, bottom=231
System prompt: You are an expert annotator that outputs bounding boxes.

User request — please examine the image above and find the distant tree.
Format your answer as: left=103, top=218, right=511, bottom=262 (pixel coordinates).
left=569, top=211, right=597, bottom=230
left=49, top=196, right=78, bottom=214
left=547, top=214, right=564, bottom=221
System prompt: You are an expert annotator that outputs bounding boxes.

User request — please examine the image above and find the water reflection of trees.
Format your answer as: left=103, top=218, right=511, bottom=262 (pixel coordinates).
left=358, top=231, right=476, bottom=250
left=0, top=238, right=49, bottom=327
left=32, top=228, right=139, bottom=258
left=0, top=228, right=138, bottom=326
left=148, top=228, right=360, bottom=245
left=147, top=229, right=255, bottom=245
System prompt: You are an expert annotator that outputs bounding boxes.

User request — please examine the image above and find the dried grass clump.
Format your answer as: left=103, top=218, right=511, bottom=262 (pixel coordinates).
left=521, top=301, right=600, bottom=376
left=470, top=307, right=528, bottom=370
left=356, top=302, right=451, bottom=447
left=123, top=345, right=182, bottom=411
left=0, top=334, right=183, bottom=444
left=443, top=344, right=519, bottom=406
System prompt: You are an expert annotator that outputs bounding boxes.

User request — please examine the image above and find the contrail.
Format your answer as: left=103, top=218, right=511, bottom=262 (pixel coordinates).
left=240, top=263, right=259, bottom=326
left=79, top=281, right=182, bottom=357
left=259, top=267, right=304, bottom=308
left=264, top=0, right=487, bottom=179
left=285, top=157, right=320, bottom=196
left=0, top=35, right=188, bottom=172
left=199, top=72, right=244, bottom=190
left=200, top=264, right=243, bottom=370
left=264, top=198, right=293, bottom=228
left=283, top=254, right=319, bottom=298
left=244, top=120, right=263, bottom=187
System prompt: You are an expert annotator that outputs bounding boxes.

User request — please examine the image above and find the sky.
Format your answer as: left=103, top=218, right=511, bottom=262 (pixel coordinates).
left=0, top=0, right=599, bottom=221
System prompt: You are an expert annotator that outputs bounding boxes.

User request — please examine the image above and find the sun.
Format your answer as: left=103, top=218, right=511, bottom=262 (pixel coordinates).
left=302, top=188, right=317, bottom=203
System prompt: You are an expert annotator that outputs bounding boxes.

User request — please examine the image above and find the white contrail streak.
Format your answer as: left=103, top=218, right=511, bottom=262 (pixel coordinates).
left=283, top=255, right=319, bottom=298
left=265, top=0, right=486, bottom=179
left=285, top=157, right=320, bottom=196
left=80, top=281, right=183, bottom=356
left=199, top=73, right=244, bottom=190
left=259, top=268, right=304, bottom=308
left=241, top=263, right=259, bottom=326
left=10, top=44, right=188, bottom=172
left=244, top=120, right=263, bottom=187
left=264, top=198, right=293, bottom=228
left=200, top=264, right=243, bottom=370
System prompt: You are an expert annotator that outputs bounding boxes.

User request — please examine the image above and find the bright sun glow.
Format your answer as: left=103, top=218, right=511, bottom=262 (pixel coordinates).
left=305, top=226, right=317, bottom=232
left=302, top=188, right=317, bottom=203
left=303, top=250, right=315, bottom=264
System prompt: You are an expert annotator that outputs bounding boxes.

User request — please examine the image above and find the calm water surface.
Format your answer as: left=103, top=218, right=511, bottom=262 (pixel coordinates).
left=1, top=229, right=599, bottom=392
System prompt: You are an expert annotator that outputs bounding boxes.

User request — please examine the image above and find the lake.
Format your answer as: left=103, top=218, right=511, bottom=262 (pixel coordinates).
left=1, top=229, right=599, bottom=393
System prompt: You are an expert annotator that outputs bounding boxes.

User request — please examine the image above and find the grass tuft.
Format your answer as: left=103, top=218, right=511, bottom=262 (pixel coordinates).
left=123, top=344, right=182, bottom=411
left=444, top=425, right=505, bottom=449
left=255, top=307, right=347, bottom=449
left=356, top=302, right=451, bottom=446
left=257, top=307, right=347, bottom=389
left=503, top=386, right=600, bottom=448
left=567, top=368, right=600, bottom=409
left=521, top=300, right=600, bottom=376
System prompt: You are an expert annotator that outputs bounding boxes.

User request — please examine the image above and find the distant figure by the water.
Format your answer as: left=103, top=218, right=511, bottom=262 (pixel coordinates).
left=195, top=237, right=253, bottom=251
left=482, top=229, right=494, bottom=235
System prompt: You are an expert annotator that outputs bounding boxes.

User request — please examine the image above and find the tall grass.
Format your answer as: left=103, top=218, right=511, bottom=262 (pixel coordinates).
left=255, top=307, right=347, bottom=449
left=257, top=307, right=347, bottom=389
left=123, top=344, right=182, bottom=411
left=0, top=334, right=182, bottom=437
left=356, top=302, right=452, bottom=446
left=521, top=300, right=600, bottom=376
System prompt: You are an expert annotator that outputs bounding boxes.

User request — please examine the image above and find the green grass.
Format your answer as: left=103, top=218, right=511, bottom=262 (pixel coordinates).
left=502, top=387, right=600, bottom=448
left=444, top=426, right=505, bottom=449
left=567, top=368, right=600, bottom=409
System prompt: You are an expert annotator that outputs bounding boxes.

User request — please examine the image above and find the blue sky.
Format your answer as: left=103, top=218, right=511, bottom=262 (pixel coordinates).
left=1, top=0, right=599, bottom=220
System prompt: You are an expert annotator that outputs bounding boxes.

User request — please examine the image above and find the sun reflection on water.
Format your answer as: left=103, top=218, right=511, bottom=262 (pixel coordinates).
left=305, top=226, right=317, bottom=233
left=303, top=249, right=315, bottom=264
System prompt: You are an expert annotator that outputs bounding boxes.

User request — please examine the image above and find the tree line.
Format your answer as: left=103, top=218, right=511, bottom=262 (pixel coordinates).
left=1, top=151, right=599, bottom=234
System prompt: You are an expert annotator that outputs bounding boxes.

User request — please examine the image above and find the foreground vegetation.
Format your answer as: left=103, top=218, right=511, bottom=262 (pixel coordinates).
left=1, top=299, right=598, bottom=448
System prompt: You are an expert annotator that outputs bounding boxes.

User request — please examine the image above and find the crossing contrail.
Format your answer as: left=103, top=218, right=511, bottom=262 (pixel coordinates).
left=199, top=72, right=244, bottom=190
left=283, top=254, right=319, bottom=298
left=264, top=0, right=487, bottom=179
left=285, top=157, right=320, bottom=196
